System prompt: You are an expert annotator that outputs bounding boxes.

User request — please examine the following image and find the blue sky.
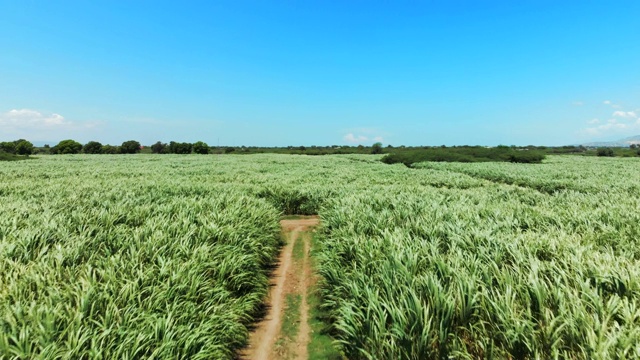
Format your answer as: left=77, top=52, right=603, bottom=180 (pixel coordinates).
left=1, top=1, right=639, bottom=146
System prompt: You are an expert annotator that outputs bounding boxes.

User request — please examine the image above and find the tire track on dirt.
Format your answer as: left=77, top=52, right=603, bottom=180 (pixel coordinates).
left=295, top=230, right=311, bottom=360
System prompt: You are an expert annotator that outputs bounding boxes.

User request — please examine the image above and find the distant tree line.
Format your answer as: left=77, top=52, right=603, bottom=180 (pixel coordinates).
left=217, top=142, right=386, bottom=155
left=1, top=139, right=210, bottom=155
left=47, top=139, right=143, bottom=154
left=43, top=140, right=211, bottom=154
left=6, top=138, right=640, bottom=159
left=150, top=141, right=210, bottom=154
left=41, top=140, right=381, bottom=155
left=595, top=146, right=640, bottom=157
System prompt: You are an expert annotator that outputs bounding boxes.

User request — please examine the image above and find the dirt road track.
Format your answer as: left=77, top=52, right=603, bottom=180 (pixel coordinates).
left=240, top=217, right=319, bottom=360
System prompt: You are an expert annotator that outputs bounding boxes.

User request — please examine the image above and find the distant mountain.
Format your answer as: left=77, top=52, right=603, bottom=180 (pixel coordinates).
left=582, top=135, right=640, bottom=147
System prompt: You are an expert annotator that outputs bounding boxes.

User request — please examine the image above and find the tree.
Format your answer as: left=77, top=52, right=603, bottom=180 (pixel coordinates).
left=151, top=141, right=168, bottom=154
left=15, top=140, right=34, bottom=155
left=0, top=141, right=16, bottom=154
left=0, top=140, right=33, bottom=155
left=120, top=140, right=141, bottom=154
left=0, top=140, right=27, bottom=155
left=102, top=145, right=120, bottom=154
left=371, top=142, right=383, bottom=154
left=168, top=141, right=193, bottom=154
left=52, top=139, right=83, bottom=154
left=631, top=144, right=637, bottom=149
left=83, top=141, right=103, bottom=154
left=596, top=147, right=614, bottom=157
left=193, top=141, right=209, bottom=154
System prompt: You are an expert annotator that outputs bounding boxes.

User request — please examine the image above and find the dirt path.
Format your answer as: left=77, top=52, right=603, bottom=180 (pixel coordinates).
left=240, top=217, right=319, bottom=360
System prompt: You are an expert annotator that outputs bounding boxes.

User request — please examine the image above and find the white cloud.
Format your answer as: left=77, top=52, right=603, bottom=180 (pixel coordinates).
left=612, top=110, right=637, bottom=118
left=572, top=101, right=584, bottom=106
left=584, top=122, right=632, bottom=136
left=349, top=127, right=378, bottom=135
left=342, top=127, right=389, bottom=145
left=602, top=100, right=621, bottom=108
left=0, top=109, right=102, bottom=142
left=3, top=109, right=70, bottom=127
left=580, top=101, right=640, bottom=138
left=343, top=133, right=368, bottom=143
